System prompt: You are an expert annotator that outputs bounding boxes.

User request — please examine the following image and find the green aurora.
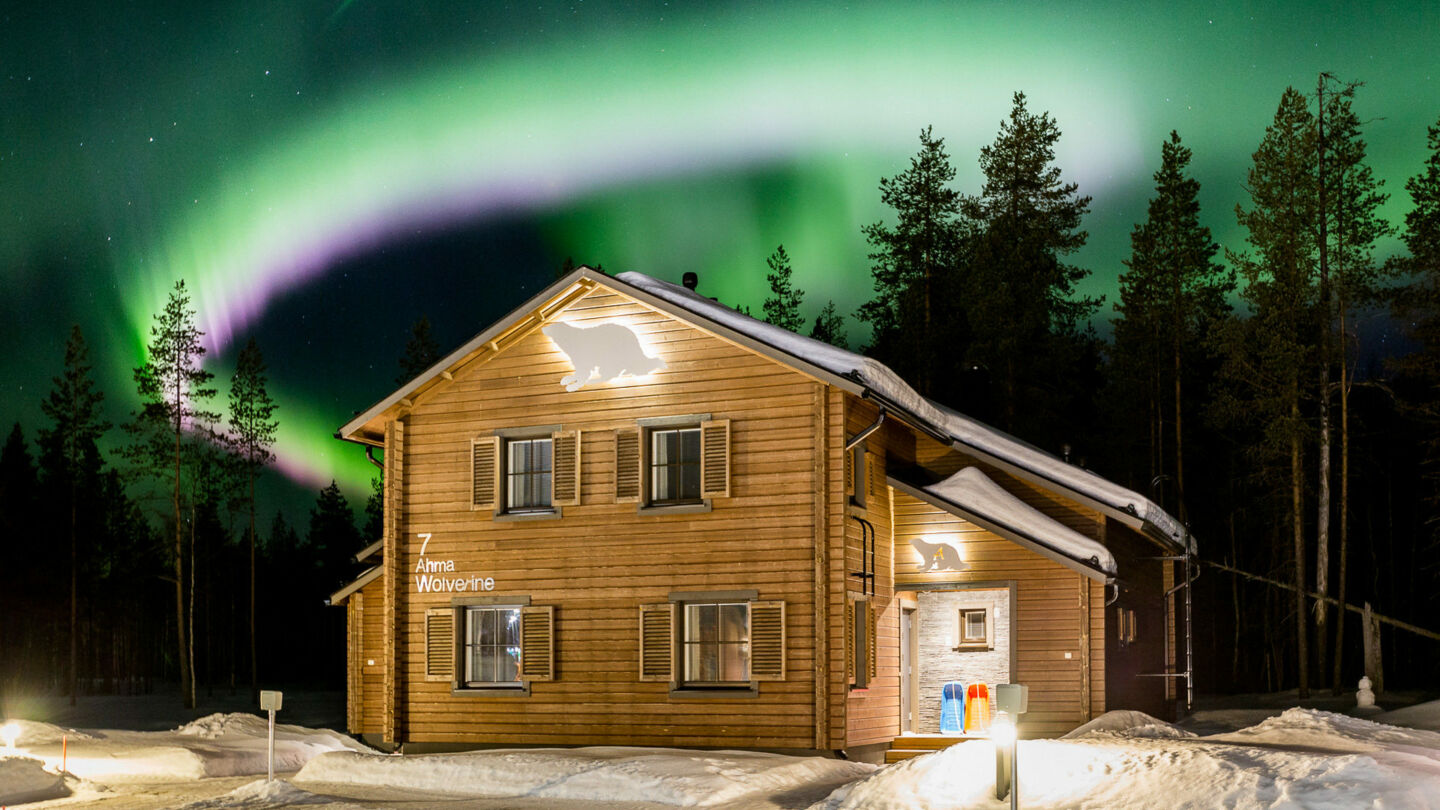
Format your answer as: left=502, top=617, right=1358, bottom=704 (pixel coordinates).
left=2, top=1, right=1437, bottom=508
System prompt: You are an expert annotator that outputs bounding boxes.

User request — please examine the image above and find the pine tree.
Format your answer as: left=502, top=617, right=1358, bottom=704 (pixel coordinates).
left=227, top=337, right=278, bottom=700
left=1220, top=87, right=1319, bottom=698
left=364, top=476, right=384, bottom=543
left=1114, top=131, right=1233, bottom=522
left=858, top=126, right=967, bottom=397
left=309, top=481, right=361, bottom=588
left=962, top=92, right=1099, bottom=435
left=1310, top=78, right=1392, bottom=691
left=1391, top=115, right=1440, bottom=651
left=809, top=300, right=848, bottom=349
left=762, top=245, right=806, bottom=332
left=397, top=315, right=441, bottom=385
left=39, top=326, right=110, bottom=705
left=121, top=280, right=220, bottom=708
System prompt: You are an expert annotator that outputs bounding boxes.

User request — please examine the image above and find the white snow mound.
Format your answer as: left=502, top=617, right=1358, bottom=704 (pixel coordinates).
left=0, top=755, right=69, bottom=805
left=297, top=746, right=875, bottom=807
left=6, top=712, right=370, bottom=782
left=1063, top=709, right=1194, bottom=739
left=812, top=708, right=1440, bottom=810
left=177, top=777, right=359, bottom=808
left=1374, top=698, right=1440, bottom=732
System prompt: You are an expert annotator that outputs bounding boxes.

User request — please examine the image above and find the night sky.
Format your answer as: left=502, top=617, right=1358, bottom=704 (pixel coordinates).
left=3, top=1, right=1438, bottom=517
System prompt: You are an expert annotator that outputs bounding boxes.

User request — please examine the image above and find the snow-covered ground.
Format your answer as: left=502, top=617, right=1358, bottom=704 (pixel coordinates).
left=816, top=706, right=1440, bottom=810
left=5, top=696, right=1440, bottom=808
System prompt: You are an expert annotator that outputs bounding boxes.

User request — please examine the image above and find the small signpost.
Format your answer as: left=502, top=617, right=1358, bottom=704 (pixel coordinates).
left=260, top=690, right=283, bottom=783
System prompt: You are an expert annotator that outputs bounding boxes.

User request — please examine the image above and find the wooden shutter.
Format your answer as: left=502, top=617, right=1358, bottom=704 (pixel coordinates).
left=425, top=608, right=455, bottom=681
left=471, top=437, right=499, bottom=510
left=615, top=429, right=641, bottom=503
left=638, top=603, right=674, bottom=682
left=700, top=419, right=731, bottom=499
left=750, top=600, right=785, bottom=681
left=845, top=597, right=857, bottom=684
left=520, top=605, right=555, bottom=682
left=552, top=431, right=581, bottom=507
left=867, top=451, right=881, bottom=496
left=868, top=600, right=879, bottom=681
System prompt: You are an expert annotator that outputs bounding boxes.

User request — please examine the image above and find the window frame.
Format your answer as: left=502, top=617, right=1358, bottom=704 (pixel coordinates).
left=678, top=600, right=751, bottom=688
left=459, top=604, right=525, bottom=690
left=647, top=426, right=704, bottom=506
left=634, top=414, right=713, bottom=513
left=955, top=606, right=993, bottom=651
left=504, top=436, right=554, bottom=513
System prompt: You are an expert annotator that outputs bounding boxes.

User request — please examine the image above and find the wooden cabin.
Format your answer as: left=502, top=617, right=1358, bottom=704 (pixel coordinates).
left=329, top=267, right=1194, bottom=760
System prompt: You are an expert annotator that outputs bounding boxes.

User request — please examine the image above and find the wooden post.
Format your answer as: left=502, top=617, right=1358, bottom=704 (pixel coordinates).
left=811, top=384, right=830, bottom=750
left=1078, top=574, right=1091, bottom=720
left=1362, top=602, right=1383, bottom=696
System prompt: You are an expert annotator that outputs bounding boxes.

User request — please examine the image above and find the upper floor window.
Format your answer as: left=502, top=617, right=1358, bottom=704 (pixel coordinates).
left=506, top=437, right=553, bottom=511
left=650, top=427, right=702, bottom=505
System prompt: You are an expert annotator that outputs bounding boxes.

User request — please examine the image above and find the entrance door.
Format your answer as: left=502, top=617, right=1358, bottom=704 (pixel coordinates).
left=913, top=585, right=1013, bottom=734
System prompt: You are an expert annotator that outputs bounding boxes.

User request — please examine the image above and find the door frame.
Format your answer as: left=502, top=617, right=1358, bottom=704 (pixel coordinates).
left=900, top=580, right=1018, bottom=734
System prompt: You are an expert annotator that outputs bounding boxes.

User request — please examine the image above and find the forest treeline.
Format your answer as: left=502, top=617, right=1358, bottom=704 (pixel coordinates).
left=1, top=79, right=1438, bottom=705
left=758, top=84, right=1440, bottom=697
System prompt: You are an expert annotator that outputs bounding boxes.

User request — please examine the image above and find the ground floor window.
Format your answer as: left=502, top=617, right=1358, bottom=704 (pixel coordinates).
left=464, top=606, right=522, bottom=687
left=682, top=601, right=750, bottom=686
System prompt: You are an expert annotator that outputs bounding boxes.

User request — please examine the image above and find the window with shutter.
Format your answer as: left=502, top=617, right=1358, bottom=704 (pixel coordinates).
left=424, top=608, right=455, bottom=681
left=699, top=419, right=730, bottom=499
left=638, top=603, right=675, bottom=682
left=471, top=437, right=499, bottom=510
left=551, top=431, right=581, bottom=506
left=520, top=605, right=555, bottom=682
left=615, top=429, right=641, bottom=503
left=750, top=601, right=785, bottom=681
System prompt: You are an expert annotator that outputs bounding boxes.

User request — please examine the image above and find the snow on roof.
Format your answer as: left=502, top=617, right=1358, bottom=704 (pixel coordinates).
left=616, top=271, right=1192, bottom=553
left=925, top=466, right=1117, bottom=574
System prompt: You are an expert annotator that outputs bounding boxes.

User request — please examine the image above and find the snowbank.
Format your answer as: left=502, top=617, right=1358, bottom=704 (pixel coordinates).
left=0, top=755, right=68, bottom=805
left=1376, top=698, right=1440, bottom=732
left=813, top=708, right=1440, bottom=810
left=178, top=778, right=356, bottom=808
left=297, top=746, right=875, bottom=807
left=1062, top=709, right=1194, bottom=739
left=3, top=713, right=369, bottom=782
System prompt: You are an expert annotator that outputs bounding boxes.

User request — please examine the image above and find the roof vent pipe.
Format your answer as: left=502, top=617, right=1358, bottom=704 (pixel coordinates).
left=682, top=271, right=698, bottom=291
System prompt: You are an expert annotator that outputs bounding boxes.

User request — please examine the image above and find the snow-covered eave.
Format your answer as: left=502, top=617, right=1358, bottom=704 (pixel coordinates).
left=353, top=539, right=382, bottom=564
left=888, top=473, right=1114, bottom=583
left=328, top=565, right=382, bottom=607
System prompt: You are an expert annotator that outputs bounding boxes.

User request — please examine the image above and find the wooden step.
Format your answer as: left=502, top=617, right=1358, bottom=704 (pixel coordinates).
left=883, top=734, right=975, bottom=763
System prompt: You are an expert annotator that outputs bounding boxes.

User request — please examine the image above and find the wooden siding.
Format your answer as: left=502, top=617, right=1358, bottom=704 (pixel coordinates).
left=360, top=579, right=386, bottom=735
left=892, top=490, right=1105, bottom=738
left=385, top=286, right=830, bottom=748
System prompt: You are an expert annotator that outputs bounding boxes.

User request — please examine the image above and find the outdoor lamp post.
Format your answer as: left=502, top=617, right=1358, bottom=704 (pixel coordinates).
left=993, top=684, right=1029, bottom=808
left=1, top=721, right=19, bottom=752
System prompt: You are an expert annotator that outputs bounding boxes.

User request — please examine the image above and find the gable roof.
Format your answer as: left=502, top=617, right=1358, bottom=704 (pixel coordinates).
left=337, top=267, right=1192, bottom=555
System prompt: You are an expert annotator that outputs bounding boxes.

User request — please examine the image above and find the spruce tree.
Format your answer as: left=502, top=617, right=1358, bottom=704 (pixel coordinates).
left=809, top=300, right=848, bottom=350
left=397, top=315, right=441, bottom=385
left=762, top=245, right=806, bottom=332
left=962, top=92, right=1099, bottom=435
left=1114, top=131, right=1232, bottom=522
left=122, top=280, right=220, bottom=708
left=857, top=126, right=966, bottom=397
left=309, top=481, right=361, bottom=588
left=39, top=326, right=110, bottom=705
left=364, top=476, right=384, bottom=543
left=1219, top=87, right=1318, bottom=698
left=227, top=337, right=278, bottom=700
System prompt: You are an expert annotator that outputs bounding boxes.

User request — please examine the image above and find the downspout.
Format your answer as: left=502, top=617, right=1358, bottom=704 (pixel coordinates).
left=365, top=445, right=384, bottom=471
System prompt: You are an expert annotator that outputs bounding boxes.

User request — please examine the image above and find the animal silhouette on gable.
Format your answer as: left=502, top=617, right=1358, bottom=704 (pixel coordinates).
left=542, top=321, right=668, bottom=392
left=909, top=537, right=969, bottom=572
